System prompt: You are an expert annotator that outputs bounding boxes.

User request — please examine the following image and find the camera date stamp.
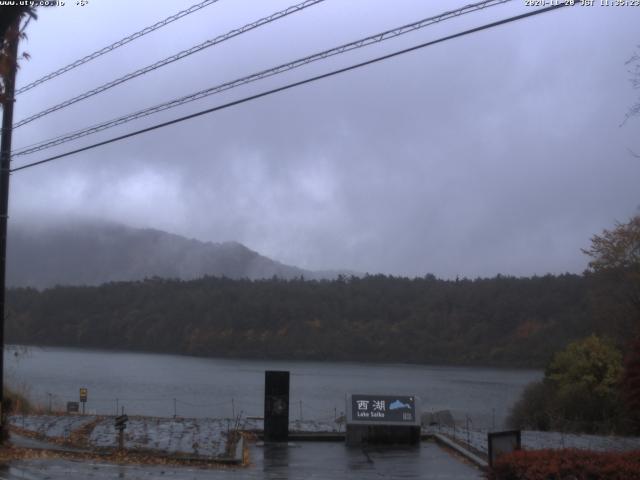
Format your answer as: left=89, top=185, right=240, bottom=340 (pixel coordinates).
left=0, top=0, right=90, bottom=6
left=525, top=0, right=640, bottom=6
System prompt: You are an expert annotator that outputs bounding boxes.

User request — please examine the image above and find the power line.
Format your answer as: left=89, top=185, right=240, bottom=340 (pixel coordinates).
left=15, top=0, right=221, bottom=96
left=12, top=0, right=326, bottom=129
left=12, top=0, right=512, bottom=158
left=11, top=3, right=568, bottom=174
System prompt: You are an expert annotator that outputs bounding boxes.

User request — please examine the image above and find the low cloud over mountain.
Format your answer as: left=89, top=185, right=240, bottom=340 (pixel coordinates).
left=7, top=221, right=347, bottom=288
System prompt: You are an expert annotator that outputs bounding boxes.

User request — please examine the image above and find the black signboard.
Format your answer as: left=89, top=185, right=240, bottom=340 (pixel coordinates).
left=488, top=430, right=521, bottom=467
left=264, top=370, right=289, bottom=442
left=66, top=401, right=79, bottom=413
left=351, top=394, right=416, bottom=423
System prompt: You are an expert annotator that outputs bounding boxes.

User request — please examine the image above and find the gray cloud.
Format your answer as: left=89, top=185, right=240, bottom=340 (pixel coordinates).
left=8, top=0, right=640, bottom=278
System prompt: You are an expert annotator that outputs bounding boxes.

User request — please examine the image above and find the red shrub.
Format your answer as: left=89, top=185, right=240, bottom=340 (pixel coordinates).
left=623, top=335, right=640, bottom=426
left=488, top=449, right=640, bottom=480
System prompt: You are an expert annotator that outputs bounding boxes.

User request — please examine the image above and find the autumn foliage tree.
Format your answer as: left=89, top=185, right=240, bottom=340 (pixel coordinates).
left=0, top=6, right=35, bottom=103
left=584, top=215, right=640, bottom=275
left=582, top=214, right=640, bottom=341
left=581, top=215, right=640, bottom=430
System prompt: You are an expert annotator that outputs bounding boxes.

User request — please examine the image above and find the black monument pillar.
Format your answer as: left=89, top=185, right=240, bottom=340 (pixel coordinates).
left=264, top=370, right=289, bottom=442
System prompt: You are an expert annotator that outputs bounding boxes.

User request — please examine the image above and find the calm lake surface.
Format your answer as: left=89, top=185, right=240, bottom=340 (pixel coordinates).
left=5, top=345, right=541, bottom=429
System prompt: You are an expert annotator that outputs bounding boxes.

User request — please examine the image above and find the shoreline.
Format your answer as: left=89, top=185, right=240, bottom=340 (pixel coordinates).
left=4, top=344, right=547, bottom=371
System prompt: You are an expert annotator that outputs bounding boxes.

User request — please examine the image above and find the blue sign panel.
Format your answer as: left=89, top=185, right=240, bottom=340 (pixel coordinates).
left=351, top=394, right=416, bottom=423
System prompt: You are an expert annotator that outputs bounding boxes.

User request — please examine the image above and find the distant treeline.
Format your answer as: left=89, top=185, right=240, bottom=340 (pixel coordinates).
left=5, top=274, right=607, bottom=367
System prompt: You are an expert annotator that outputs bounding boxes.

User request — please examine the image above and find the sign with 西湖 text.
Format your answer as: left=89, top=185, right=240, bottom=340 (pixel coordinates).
left=350, top=394, right=416, bottom=423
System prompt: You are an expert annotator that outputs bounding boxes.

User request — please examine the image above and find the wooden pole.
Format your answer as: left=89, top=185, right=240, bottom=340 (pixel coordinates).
left=0, top=16, right=20, bottom=443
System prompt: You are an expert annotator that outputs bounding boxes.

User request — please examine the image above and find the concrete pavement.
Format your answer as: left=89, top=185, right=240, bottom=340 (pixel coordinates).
left=0, top=440, right=482, bottom=479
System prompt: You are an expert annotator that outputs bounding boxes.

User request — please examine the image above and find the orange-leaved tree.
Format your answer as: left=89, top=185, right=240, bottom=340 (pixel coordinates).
left=582, top=214, right=640, bottom=338
left=622, top=335, right=640, bottom=432
left=0, top=6, right=36, bottom=104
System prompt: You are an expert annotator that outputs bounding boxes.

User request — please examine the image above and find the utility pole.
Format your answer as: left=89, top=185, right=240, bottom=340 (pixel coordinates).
left=0, top=17, right=20, bottom=443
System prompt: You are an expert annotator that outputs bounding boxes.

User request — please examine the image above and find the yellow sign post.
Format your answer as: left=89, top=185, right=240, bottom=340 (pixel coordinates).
left=79, top=388, right=88, bottom=414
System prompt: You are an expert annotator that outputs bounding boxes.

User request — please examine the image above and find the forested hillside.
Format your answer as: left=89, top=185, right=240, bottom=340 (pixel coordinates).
left=6, top=222, right=347, bottom=288
left=6, top=273, right=600, bottom=367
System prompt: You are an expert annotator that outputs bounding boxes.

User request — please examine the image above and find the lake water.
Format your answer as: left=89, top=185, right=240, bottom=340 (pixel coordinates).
left=5, top=345, right=541, bottom=429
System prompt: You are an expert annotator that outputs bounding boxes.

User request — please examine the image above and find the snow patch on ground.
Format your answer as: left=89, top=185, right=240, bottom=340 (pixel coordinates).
left=10, top=415, right=229, bottom=458
left=15, top=414, right=637, bottom=459
left=9, top=414, right=343, bottom=457
left=9, top=415, right=94, bottom=439
left=90, top=417, right=227, bottom=457
left=423, top=425, right=640, bottom=454
left=240, top=418, right=343, bottom=433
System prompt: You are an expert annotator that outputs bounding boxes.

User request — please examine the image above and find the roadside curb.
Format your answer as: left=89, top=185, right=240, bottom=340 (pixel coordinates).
left=254, top=432, right=346, bottom=442
left=430, top=433, right=488, bottom=469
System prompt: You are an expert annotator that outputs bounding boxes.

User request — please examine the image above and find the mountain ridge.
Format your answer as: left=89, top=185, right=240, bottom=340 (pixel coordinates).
left=6, top=221, right=350, bottom=288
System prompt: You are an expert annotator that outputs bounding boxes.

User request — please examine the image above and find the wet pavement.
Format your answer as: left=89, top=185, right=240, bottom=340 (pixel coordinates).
left=0, top=440, right=483, bottom=479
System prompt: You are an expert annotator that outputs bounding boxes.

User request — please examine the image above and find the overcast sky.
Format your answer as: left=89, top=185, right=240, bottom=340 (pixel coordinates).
left=8, top=0, right=640, bottom=278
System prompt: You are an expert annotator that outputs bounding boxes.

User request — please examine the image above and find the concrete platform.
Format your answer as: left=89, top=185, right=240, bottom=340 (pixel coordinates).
left=0, top=440, right=483, bottom=479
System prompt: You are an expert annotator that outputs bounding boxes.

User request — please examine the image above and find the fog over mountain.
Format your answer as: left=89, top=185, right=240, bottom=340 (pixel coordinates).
left=6, top=221, right=347, bottom=288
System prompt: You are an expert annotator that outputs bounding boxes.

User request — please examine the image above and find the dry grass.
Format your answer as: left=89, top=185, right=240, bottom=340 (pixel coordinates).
left=3, top=386, right=35, bottom=415
left=0, top=442, right=246, bottom=469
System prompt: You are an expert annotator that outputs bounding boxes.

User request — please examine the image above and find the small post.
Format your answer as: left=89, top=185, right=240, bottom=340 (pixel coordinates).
left=79, top=387, right=88, bottom=415
left=115, top=398, right=119, bottom=416
left=466, top=415, right=470, bottom=445
left=173, top=398, right=177, bottom=419
left=114, top=407, right=128, bottom=452
left=299, top=400, right=303, bottom=422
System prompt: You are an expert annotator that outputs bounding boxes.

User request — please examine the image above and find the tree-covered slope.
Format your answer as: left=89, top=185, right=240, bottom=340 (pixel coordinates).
left=6, top=273, right=595, bottom=367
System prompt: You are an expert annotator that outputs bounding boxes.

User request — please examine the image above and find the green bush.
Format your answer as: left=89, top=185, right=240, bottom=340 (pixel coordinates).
left=508, top=336, right=625, bottom=434
left=507, top=381, right=553, bottom=431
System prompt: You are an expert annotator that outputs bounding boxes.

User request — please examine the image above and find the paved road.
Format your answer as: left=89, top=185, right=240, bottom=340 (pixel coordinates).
left=0, top=441, right=483, bottom=479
